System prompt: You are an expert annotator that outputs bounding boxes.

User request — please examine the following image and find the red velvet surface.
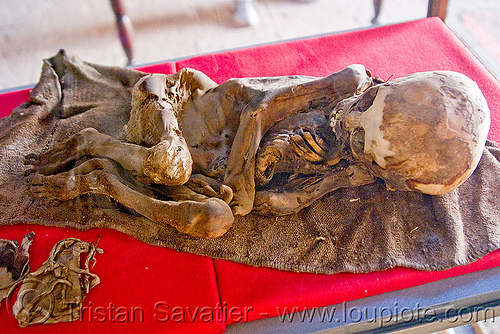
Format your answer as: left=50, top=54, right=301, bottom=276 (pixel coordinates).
left=0, top=18, right=499, bottom=333
left=213, top=251, right=500, bottom=324
left=0, top=225, right=225, bottom=334
left=136, top=61, right=177, bottom=75
left=177, top=17, right=500, bottom=325
left=0, top=89, right=30, bottom=119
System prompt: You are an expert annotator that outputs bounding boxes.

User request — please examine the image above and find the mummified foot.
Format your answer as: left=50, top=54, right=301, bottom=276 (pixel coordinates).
left=26, top=158, right=233, bottom=238
left=186, top=174, right=233, bottom=204
left=28, top=173, right=77, bottom=203
left=26, top=158, right=122, bottom=202
left=24, top=128, right=99, bottom=176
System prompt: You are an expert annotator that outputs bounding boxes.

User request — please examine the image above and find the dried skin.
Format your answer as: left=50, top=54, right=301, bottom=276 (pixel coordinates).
left=12, top=238, right=102, bottom=327
left=254, top=163, right=376, bottom=216
left=23, top=64, right=489, bottom=237
left=331, top=71, right=490, bottom=194
left=25, top=65, right=372, bottom=238
left=254, top=71, right=490, bottom=214
left=204, top=65, right=373, bottom=215
left=256, top=110, right=335, bottom=187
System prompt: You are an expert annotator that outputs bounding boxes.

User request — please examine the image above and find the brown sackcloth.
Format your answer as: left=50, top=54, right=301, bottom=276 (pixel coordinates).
left=1, top=51, right=499, bottom=274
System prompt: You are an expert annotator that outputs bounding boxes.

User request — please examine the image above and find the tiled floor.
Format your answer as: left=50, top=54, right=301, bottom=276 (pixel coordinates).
left=0, top=0, right=499, bottom=333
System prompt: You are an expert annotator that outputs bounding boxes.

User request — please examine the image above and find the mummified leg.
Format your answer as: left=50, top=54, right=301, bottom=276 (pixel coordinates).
left=25, top=127, right=191, bottom=186
left=24, top=71, right=216, bottom=186
left=28, top=158, right=124, bottom=202
left=28, top=158, right=234, bottom=239
left=25, top=128, right=148, bottom=175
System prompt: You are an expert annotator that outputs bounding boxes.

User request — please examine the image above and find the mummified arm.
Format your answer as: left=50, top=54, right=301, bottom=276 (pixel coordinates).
left=253, top=164, right=376, bottom=216
left=25, top=70, right=218, bottom=186
left=121, top=70, right=218, bottom=184
left=224, top=65, right=373, bottom=215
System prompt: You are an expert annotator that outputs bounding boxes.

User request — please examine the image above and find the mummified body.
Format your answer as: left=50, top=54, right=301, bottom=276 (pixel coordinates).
left=25, top=65, right=490, bottom=238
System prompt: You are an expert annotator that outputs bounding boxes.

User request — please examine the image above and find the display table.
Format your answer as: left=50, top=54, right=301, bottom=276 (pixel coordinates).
left=1, top=17, right=499, bottom=333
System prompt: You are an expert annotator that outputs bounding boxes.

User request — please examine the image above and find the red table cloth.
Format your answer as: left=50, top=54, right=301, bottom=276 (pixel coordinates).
left=1, top=17, right=500, bottom=333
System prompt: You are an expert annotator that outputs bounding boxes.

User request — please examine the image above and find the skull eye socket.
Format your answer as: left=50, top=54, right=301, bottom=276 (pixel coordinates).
left=349, top=87, right=379, bottom=113
left=350, top=127, right=365, bottom=157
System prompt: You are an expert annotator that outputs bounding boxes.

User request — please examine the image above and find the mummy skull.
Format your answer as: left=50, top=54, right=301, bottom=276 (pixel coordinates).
left=331, top=71, right=490, bottom=195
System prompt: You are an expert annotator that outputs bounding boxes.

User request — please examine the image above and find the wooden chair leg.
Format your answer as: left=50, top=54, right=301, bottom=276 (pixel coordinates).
left=110, top=0, right=135, bottom=66
left=372, top=0, right=384, bottom=25
left=427, top=0, right=449, bottom=21
left=234, top=0, right=259, bottom=26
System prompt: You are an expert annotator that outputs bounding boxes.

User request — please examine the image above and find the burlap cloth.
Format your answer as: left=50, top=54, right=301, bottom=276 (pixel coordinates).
left=1, top=51, right=499, bottom=274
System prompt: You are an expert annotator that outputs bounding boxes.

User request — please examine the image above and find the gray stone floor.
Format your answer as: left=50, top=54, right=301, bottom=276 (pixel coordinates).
left=0, top=0, right=498, bottom=91
left=0, top=0, right=429, bottom=90
left=0, top=1, right=499, bottom=333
